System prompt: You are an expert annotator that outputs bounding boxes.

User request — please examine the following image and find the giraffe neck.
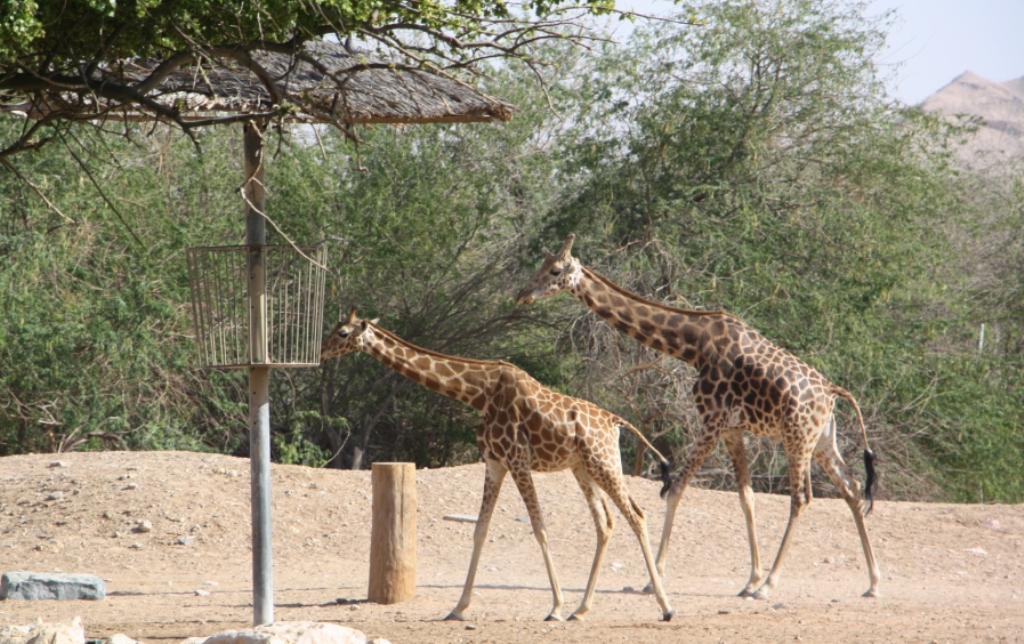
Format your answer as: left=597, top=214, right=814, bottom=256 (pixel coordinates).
left=360, top=325, right=494, bottom=412
left=572, top=267, right=731, bottom=369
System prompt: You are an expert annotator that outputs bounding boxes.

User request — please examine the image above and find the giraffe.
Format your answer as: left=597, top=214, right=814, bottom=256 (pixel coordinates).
left=320, top=308, right=676, bottom=622
left=515, top=234, right=881, bottom=600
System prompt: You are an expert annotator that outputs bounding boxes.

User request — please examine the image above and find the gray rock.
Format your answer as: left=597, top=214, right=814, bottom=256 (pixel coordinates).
left=0, top=572, right=106, bottom=600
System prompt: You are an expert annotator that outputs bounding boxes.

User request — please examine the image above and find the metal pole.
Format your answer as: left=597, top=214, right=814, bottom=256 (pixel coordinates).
left=244, top=120, right=273, bottom=626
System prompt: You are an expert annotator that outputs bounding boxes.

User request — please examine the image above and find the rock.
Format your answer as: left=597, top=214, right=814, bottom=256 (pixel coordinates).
left=46, top=492, right=64, bottom=501
left=0, top=616, right=84, bottom=644
left=47, top=461, right=69, bottom=468
left=107, top=635, right=141, bottom=644
left=442, top=514, right=478, bottom=524
left=133, top=521, right=152, bottom=534
left=176, top=536, right=195, bottom=546
left=188, top=621, right=368, bottom=644
left=0, top=573, right=105, bottom=601
left=194, top=589, right=210, bottom=597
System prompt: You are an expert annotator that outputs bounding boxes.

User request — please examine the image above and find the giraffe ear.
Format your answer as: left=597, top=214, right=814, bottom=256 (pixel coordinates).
left=346, top=307, right=357, bottom=324
left=369, top=318, right=380, bottom=326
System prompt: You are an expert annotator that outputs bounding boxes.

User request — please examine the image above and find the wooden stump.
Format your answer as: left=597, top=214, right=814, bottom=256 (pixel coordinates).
left=368, top=462, right=417, bottom=604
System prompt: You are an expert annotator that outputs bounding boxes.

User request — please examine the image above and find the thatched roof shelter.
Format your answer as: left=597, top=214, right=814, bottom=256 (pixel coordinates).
left=2, top=40, right=514, bottom=126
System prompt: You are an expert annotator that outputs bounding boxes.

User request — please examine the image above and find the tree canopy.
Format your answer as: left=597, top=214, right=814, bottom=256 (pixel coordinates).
left=0, top=0, right=613, bottom=158
left=1, top=0, right=1021, bottom=503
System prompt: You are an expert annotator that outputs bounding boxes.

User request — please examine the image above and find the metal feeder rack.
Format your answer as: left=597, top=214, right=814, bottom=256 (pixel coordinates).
left=186, top=245, right=328, bottom=369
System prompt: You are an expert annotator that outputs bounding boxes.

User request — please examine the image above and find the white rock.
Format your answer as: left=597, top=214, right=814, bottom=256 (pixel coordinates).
left=442, top=514, right=478, bottom=524
left=189, top=621, right=368, bottom=644
left=108, top=635, right=142, bottom=644
left=0, top=616, right=84, bottom=644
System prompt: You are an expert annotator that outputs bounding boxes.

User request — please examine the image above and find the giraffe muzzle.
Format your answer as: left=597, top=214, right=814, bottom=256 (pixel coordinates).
left=515, top=289, right=536, bottom=306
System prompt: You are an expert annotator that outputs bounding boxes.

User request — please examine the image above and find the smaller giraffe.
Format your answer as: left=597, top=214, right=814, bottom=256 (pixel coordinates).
left=321, top=308, right=675, bottom=621
left=516, top=234, right=881, bottom=600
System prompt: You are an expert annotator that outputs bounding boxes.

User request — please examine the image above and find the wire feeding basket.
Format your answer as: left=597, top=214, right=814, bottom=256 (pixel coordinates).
left=186, top=245, right=328, bottom=369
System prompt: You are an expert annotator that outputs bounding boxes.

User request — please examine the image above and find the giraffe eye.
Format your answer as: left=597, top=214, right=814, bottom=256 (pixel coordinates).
left=549, top=268, right=562, bottom=276
left=339, top=331, right=350, bottom=338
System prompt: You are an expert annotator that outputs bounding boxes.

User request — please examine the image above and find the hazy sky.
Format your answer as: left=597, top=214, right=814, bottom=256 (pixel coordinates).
left=871, top=0, right=1024, bottom=103
left=610, top=0, right=1024, bottom=105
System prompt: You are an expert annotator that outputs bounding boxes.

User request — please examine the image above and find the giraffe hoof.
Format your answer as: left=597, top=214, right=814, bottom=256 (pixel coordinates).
left=444, top=611, right=467, bottom=621
left=662, top=609, right=675, bottom=622
left=544, top=612, right=564, bottom=622
left=738, top=588, right=755, bottom=598
left=567, top=613, right=585, bottom=622
left=752, top=590, right=770, bottom=601
left=862, top=589, right=879, bottom=598
left=640, top=582, right=655, bottom=595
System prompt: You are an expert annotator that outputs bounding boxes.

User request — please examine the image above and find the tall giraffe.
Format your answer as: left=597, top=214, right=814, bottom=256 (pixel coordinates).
left=320, top=308, right=676, bottom=621
left=515, top=234, right=880, bottom=600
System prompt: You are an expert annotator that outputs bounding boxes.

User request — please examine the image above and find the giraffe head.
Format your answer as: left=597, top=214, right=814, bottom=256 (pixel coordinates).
left=320, top=307, right=378, bottom=361
left=515, top=233, right=582, bottom=306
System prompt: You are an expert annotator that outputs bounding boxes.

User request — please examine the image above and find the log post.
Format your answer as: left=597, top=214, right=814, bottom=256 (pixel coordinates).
left=368, top=462, right=417, bottom=604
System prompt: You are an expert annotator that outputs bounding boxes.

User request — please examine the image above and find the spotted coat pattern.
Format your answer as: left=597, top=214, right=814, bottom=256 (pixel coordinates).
left=516, top=234, right=881, bottom=600
left=321, top=309, right=675, bottom=621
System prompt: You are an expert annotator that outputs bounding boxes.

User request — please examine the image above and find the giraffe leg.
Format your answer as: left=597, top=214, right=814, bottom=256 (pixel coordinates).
left=723, top=432, right=764, bottom=597
left=602, top=477, right=675, bottom=618
left=645, top=422, right=725, bottom=593
left=573, top=450, right=675, bottom=618
left=813, top=417, right=881, bottom=597
left=508, top=464, right=566, bottom=621
left=446, top=460, right=507, bottom=621
left=751, top=442, right=813, bottom=601
left=566, top=463, right=615, bottom=621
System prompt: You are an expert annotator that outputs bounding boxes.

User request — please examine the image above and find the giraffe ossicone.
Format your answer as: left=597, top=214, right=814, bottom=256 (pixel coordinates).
left=516, top=233, right=881, bottom=600
left=321, top=309, right=676, bottom=621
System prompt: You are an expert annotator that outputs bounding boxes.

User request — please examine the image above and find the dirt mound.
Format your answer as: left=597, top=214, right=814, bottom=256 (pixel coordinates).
left=1, top=451, right=1021, bottom=642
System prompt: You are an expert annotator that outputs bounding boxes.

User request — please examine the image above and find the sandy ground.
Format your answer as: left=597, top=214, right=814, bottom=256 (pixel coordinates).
left=1, top=451, right=1022, bottom=643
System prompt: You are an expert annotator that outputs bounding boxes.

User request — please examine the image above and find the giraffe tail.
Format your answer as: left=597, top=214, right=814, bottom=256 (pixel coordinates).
left=832, top=385, right=876, bottom=516
left=619, top=421, right=673, bottom=498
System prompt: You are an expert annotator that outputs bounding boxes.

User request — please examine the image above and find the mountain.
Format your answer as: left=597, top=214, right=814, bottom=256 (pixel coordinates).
left=919, top=70, right=1024, bottom=168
